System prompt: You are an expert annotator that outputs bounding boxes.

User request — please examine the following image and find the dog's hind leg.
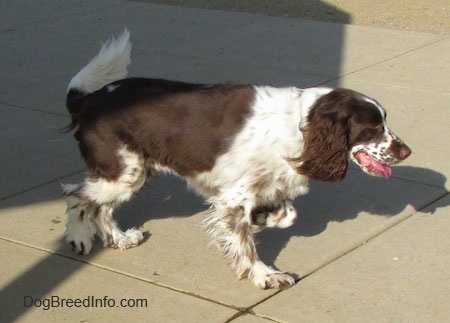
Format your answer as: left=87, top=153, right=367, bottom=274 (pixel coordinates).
left=91, top=147, right=146, bottom=250
left=63, top=147, right=146, bottom=254
left=62, top=183, right=97, bottom=255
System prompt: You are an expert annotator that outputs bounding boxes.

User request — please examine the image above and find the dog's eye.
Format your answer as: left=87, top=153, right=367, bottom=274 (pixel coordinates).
left=368, top=123, right=383, bottom=130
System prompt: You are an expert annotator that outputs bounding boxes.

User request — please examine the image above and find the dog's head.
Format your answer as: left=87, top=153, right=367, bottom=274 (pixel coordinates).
left=292, top=88, right=411, bottom=181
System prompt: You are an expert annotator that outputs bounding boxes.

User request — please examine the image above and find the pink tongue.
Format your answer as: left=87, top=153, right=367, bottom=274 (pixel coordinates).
left=370, top=159, right=392, bottom=178
left=357, top=152, right=392, bottom=178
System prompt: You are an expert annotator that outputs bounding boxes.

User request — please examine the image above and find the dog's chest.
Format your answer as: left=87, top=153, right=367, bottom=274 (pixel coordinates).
left=254, top=164, right=310, bottom=202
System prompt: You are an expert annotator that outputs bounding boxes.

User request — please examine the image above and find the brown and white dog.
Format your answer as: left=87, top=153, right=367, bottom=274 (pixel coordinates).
left=63, top=29, right=411, bottom=289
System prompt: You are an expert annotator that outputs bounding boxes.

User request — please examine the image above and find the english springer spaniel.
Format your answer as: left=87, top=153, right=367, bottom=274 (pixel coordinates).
left=63, top=29, right=411, bottom=289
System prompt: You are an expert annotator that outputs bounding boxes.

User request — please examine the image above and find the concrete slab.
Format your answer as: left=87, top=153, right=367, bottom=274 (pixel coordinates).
left=329, top=78, right=450, bottom=190
left=144, top=0, right=450, bottom=35
left=1, top=0, right=448, bottom=321
left=0, top=239, right=237, bottom=322
left=343, top=37, right=450, bottom=93
left=131, top=52, right=329, bottom=88
left=0, top=173, right=275, bottom=308
left=1, top=1, right=444, bottom=114
left=339, top=25, right=445, bottom=76
left=0, top=105, right=82, bottom=199
left=0, top=0, right=110, bottom=27
left=230, top=313, right=274, bottom=323
left=1, top=0, right=344, bottom=112
left=253, top=194, right=450, bottom=322
left=255, top=169, right=447, bottom=279
left=0, top=2, right=126, bottom=114
left=0, top=169, right=446, bottom=308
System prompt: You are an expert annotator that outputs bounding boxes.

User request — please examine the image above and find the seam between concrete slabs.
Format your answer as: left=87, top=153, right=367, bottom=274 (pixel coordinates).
left=236, top=191, right=449, bottom=321
left=320, top=35, right=449, bottom=86
left=0, top=236, right=248, bottom=314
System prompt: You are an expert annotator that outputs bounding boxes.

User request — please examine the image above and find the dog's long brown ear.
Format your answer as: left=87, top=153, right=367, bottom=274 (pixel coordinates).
left=289, top=89, right=355, bottom=182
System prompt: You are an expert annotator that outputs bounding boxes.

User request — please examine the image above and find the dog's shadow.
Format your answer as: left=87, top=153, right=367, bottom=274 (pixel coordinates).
left=257, top=166, right=448, bottom=266
left=116, top=165, right=448, bottom=265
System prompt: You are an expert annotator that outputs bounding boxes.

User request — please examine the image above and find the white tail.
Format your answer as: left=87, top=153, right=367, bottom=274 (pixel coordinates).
left=67, top=28, right=132, bottom=94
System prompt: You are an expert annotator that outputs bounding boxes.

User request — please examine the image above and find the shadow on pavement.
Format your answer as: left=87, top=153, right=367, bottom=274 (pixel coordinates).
left=256, top=166, right=449, bottom=267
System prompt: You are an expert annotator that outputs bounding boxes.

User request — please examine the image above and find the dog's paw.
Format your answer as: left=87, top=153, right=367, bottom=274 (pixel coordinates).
left=254, top=272, right=297, bottom=289
left=110, top=228, right=144, bottom=250
left=266, top=201, right=297, bottom=229
left=67, top=235, right=93, bottom=256
left=66, top=219, right=95, bottom=256
left=251, top=200, right=297, bottom=231
left=249, top=261, right=297, bottom=289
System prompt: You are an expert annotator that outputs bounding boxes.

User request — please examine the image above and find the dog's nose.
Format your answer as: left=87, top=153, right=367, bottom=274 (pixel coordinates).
left=399, top=145, right=412, bottom=160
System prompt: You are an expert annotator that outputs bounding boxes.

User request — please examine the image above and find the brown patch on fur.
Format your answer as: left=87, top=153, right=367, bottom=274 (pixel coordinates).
left=387, top=136, right=412, bottom=161
left=235, top=221, right=257, bottom=262
left=79, top=209, right=85, bottom=221
left=221, top=206, right=244, bottom=230
left=94, top=206, right=102, bottom=218
left=248, top=176, right=273, bottom=199
left=252, top=204, right=278, bottom=215
left=251, top=202, right=295, bottom=228
left=79, top=242, right=85, bottom=255
left=239, top=268, right=251, bottom=280
left=107, top=234, right=114, bottom=247
left=68, top=203, right=80, bottom=210
left=73, top=79, right=254, bottom=179
left=269, top=209, right=287, bottom=226
left=64, top=188, right=82, bottom=199
left=251, top=204, right=276, bottom=226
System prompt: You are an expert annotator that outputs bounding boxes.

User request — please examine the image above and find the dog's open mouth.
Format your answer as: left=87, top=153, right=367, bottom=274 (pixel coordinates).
left=353, top=151, right=392, bottom=178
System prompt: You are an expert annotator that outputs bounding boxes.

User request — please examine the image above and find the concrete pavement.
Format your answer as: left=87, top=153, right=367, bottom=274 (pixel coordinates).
left=148, top=0, right=450, bottom=35
left=0, top=1, right=449, bottom=322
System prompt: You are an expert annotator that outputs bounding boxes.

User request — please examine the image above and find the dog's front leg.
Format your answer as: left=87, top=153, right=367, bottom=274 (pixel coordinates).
left=251, top=200, right=298, bottom=232
left=204, top=204, right=296, bottom=289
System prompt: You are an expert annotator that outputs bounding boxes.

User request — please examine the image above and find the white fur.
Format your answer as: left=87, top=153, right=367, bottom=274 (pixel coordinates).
left=196, top=87, right=330, bottom=288
left=67, top=28, right=131, bottom=94
left=250, top=261, right=295, bottom=289
left=64, top=188, right=97, bottom=255
left=189, top=86, right=326, bottom=206
left=266, top=200, right=298, bottom=228
left=81, top=147, right=145, bottom=205
left=63, top=146, right=145, bottom=254
left=94, top=204, right=143, bottom=250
